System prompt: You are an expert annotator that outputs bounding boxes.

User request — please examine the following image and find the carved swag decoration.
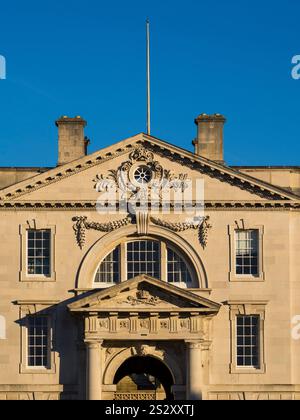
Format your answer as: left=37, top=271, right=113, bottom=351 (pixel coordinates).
left=93, top=145, right=189, bottom=201
left=151, top=216, right=212, bottom=249
left=72, top=216, right=132, bottom=249
left=72, top=214, right=212, bottom=249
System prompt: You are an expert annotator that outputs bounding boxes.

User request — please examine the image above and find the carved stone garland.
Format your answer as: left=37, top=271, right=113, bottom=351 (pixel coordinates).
left=72, top=216, right=132, bottom=249
left=72, top=214, right=212, bottom=249
left=151, top=216, right=212, bottom=249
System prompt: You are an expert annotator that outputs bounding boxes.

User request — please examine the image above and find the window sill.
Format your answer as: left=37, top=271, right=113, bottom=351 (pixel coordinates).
left=229, top=272, right=265, bottom=283
left=230, top=364, right=266, bottom=374
left=19, top=272, right=56, bottom=283
left=20, top=363, right=56, bottom=375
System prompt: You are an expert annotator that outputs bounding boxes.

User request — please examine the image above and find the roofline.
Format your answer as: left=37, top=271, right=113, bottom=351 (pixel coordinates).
left=0, top=167, right=53, bottom=171
left=141, top=133, right=300, bottom=200
left=0, top=132, right=299, bottom=201
left=232, top=166, right=300, bottom=170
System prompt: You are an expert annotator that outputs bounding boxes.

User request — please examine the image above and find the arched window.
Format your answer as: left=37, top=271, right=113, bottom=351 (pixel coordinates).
left=94, top=240, right=195, bottom=288
left=94, top=247, right=120, bottom=284
left=167, top=248, right=192, bottom=284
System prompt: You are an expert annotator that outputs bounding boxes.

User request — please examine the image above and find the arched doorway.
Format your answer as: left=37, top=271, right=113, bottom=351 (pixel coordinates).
left=113, top=356, right=174, bottom=400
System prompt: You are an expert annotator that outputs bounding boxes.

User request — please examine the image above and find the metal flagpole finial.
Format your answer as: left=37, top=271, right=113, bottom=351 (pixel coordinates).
left=146, top=18, right=151, bottom=136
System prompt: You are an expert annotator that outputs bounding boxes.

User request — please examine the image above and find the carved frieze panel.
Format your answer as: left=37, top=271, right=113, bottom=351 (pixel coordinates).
left=99, top=318, right=109, bottom=331
left=180, top=319, right=191, bottom=331
left=118, top=319, right=130, bottom=330
left=85, top=311, right=213, bottom=340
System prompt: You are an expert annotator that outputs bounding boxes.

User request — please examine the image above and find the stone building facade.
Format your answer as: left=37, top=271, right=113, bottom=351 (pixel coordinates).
left=1, top=114, right=300, bottom=400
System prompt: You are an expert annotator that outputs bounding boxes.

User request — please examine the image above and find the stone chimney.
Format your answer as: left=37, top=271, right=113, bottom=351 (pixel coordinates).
left=56, top=116, right=90, bottom=166
left=193, top=113, right=226, bottom=164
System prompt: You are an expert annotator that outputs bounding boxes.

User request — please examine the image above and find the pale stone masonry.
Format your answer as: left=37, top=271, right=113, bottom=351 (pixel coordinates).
left=0, top=114, right=300, bottom=400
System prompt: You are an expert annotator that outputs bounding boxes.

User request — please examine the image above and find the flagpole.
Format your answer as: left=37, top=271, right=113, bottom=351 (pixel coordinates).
left=146, top=19, right=151, bottom=136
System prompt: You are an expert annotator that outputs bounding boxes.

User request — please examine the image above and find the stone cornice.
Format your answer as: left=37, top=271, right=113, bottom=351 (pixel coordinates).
left=0, top=200, right=299, bottom=211
left=0, top=133, right=299, bottom=202
left=68, top=274, right=221, bottom=313
left=0, top=142, right=139, bottom=201
left=142, top=137, right=300, bottom=200
left=226, top=300, right=269, bottom=306
left=14, top=300, right=60, bottom=306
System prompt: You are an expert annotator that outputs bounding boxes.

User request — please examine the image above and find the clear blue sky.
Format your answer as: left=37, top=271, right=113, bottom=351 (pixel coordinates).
left=0, top=0, right=300, bottom=167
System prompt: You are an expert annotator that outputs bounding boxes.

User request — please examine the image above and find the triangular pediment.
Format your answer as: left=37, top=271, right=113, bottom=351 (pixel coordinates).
left=0, top=133, right=299, bottom=204
left=68, top=275, right=221, bottom=313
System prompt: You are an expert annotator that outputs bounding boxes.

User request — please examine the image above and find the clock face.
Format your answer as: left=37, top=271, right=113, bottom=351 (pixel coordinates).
left=133, top=166, right=153, bottom=185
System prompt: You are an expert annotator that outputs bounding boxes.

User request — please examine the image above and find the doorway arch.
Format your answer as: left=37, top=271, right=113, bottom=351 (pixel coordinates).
left=114, top=356, right=174, bottom=400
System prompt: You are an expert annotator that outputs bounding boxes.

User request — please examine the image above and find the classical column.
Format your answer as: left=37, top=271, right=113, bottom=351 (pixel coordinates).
left=85, top=340, right=102, bottom=401
left=186, top=341, right=203, bottom=400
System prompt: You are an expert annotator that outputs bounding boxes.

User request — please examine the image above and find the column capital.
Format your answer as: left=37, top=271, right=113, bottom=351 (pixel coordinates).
left=185, top=340, right=203, bottom=350
left=84, top=340, right=103, bottom=349
left=201, top=340, right=212, bottom=351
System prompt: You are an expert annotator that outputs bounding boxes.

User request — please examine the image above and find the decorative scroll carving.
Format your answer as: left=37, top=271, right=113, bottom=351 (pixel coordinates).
left=131, top=344, right=165, bottom=359
left=128, top=147, right=157, bottom=165
left=72, top=216, right=132, bottom=249
left=94, top=145, right=189, bottom=202
left=118, top=290, right=161, bottom=307
left=151, top=216, right=212, bottom=249
left=135, top=344, right=151, bottom=357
